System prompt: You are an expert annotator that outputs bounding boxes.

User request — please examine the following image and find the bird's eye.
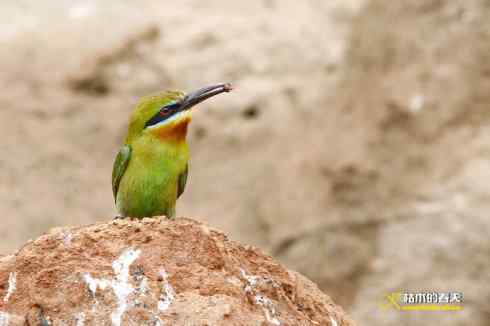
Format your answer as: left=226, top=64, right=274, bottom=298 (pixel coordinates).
left=160, top=106, right=172, bottom=116
left=160, top=102, right=179, bottom=115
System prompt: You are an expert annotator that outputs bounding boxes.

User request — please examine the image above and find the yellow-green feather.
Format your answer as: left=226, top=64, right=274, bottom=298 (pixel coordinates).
left=112, top=90, right=189, bottom=218
left=112, top=144, right=131, bottom=202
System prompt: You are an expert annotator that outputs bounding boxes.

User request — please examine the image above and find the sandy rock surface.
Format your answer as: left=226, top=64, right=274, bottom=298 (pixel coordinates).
left=0, top=218, right=354, bottom=326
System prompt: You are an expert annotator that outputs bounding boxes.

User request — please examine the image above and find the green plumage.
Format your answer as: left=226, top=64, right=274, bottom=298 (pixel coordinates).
left=112, top=145, right=131, bottom=202
left=112, top=91, right=189, bottom=218
left=112, top=84, right=231, bottom=219
left=177, top=164, right=188, bottom=199
left=113, top=137, right=189, bottom=218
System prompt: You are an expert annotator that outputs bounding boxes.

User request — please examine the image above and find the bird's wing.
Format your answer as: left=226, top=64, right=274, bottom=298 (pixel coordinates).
left=112, top=144, right=132, bottom=203
left=177, top=163, right=188, bottom=198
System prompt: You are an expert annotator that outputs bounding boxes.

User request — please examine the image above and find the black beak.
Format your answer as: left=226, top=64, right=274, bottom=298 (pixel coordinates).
left=180, top=83, right=233, bottom=111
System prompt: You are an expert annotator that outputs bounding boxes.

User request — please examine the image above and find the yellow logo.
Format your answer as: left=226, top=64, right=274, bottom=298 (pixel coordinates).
left=380, top=291, right=463, bottom=311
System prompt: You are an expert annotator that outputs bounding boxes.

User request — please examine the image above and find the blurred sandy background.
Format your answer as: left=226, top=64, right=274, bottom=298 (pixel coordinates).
left=1, top=1, right=489, bottom=325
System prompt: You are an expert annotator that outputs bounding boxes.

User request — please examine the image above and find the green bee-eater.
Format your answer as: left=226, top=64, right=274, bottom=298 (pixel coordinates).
left=112, top=83, right=232, bottom=218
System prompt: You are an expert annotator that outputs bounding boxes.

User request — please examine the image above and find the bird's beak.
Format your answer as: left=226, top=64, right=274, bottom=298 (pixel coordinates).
left=180, top=83, right=233, bottom=111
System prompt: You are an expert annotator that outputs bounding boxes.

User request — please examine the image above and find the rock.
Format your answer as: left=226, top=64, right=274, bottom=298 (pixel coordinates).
left=0, top=218, right=354, bottom=326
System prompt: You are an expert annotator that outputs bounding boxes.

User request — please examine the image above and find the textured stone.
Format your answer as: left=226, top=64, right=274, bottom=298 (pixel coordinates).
left=0, top=218, right=354, bottom=326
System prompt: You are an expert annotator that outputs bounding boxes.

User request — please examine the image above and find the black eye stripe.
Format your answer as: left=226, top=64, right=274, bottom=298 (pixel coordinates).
left=145, top=102, right=181, bottom=128
left=160, top=103, right=179, bottom=115
left=164, top=102, right=180, bottom=110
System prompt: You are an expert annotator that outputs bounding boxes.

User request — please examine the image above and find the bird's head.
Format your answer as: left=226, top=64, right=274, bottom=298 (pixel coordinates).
left=126, top=83, right=232, bottom=142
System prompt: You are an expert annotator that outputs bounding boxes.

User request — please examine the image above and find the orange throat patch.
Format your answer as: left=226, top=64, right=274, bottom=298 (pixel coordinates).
left=149, top=113, right=192, bottom=141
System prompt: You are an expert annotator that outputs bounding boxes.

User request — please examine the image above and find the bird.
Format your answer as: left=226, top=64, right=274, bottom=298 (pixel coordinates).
left=112, top=83, right=233, bottom=218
